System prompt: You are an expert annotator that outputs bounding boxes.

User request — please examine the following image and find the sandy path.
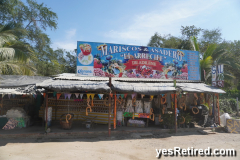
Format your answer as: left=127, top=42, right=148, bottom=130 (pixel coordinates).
left=0, top=132, right=239, bottom=160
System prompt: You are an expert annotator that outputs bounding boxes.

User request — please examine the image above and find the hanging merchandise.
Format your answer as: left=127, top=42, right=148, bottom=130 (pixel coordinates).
left=116, top=94, right=120, bottom=99
left=87, top=94, right=91, bottom=99
left=199, top=93, right=205, bottom=104
left=120, top=94, right=124, bottom=99
left=64, top=93, right=68, bottom=99
left=193, top=93, right=198, bottom=106
left=57, top=93, right=61, bottom=100
left=80, top=94, right=83, bottom=99
left=149, top=108, right=154, bottom=121
left=192, top=107, right=199, bottom=114
left=125, top=99, right=134, bottom=113
left=141, top=94, right=145, bottom=99
left=161, top=94, right=167, bottom=104
left=159, top=114, right=163, bottom=122
left=124, top=93, right=128, bottom=98
left=43, top=93, right=46, bottom=98
left=8, top=94, right=11, bottom=99
left=75, top=93, right=79, bottom=98
left=90, top=94, right=95, bottom=106
left=2, top=94, right=5, bottom=98
left=53, top=91, right=57, bottom=97
left=150, top=95, right=154, bottom=101
left=131, top=93, right=136, bottom=99
left=98, top=94, right=104, bottom=99
left=110, top=93, right=113, bottom=98
left=86, top=98, right=92, bottom=116
left=143, top=101, right=151, bottom=113
left=32, top=94, right=35, bottom=99
left=12, top=94, right=16, bottom=98
left=135, top=100, right=143, bottom=113
left=67, top=93, right=71, bottom=99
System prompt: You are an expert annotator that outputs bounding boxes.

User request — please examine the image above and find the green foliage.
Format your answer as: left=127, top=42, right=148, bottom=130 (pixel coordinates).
left=0, top=22, right=36, bottom=75
left=147, top=33, right=192, bottom=50
left=219, top=98, right=237, bottom=114
left=181, top=25, right=202, bottom=39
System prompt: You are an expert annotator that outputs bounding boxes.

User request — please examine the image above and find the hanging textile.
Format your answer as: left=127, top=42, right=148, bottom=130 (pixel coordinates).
left=98, top=94, right=104, bottom=99
left=87, top=94, right=91, bottom=99
left=8, top=94, right=11, bottom=99
left=2, top=94, right=5, bottom=98
left=141, top=94, right=145, bottom=99
left=75, top=93, right=79, bottom=98
left=67, top=93, right=71, bottom=99
left=120, top=94, right=124, bottom=99
left=64, top=93, right=68, bottom=99
left=124, top=93, right=128, bottom=98
left=150, top=95, right=154, bottom=101
left=131, top=93, right=136, bottom=99
left=12, top=94, right=16, bottom=98
left=116, top=94, right=120, bottom=99
left=110, top=93, right=113, bottom=98
left=80, top=94, right=83, bottom=99
left=53, top=91, right=57, bottom=97
left=90, top=94, right=95, bottom=106
left=57, top=93, right=61, bottom=100
left=43, top=93, right=46, bottom=98
left=32, top=94, right=35, bottom=99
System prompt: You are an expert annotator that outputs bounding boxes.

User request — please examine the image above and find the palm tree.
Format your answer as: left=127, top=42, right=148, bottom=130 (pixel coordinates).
left=190, top=36, right=240, bottom=87
left=0, top=22, right=36, bottom=75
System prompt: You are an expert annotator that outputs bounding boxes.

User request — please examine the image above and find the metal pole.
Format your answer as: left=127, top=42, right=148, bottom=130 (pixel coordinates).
left=237, top=97, right=239, bottom=116
left=174, top=92, right=177, bottom=133
left=108, top=77, right=112, bottom=137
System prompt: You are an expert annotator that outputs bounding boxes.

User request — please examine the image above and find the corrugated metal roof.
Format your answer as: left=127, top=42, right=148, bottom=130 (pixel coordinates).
left=54, top=73, right=202, bottom=83
left=177, top=83, right=226, bottom=93
left=0, top=75, right=51, bottom=88
left=0, top=88, right=28, bottom=95
left=36, top=79, right=110, bottom=92
left=111, top=82, right=176, bottom=95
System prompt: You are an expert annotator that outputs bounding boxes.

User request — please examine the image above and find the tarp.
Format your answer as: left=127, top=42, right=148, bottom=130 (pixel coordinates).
left=0, top=75, right=51, bottom=88
left=176, top=83, right=225, bottom=93
left=36, top=79, right=110, bottom=92
left=111, top=81, right=176, bottom=95
left=111, top=81, right=225, bottom=94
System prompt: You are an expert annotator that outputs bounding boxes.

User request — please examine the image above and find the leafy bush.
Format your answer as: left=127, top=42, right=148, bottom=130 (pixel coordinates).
left=219, top=98, right=237, bottom=114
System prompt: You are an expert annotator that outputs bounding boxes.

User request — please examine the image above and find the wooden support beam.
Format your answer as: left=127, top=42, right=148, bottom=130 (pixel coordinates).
left=45, top=91, right=48, bottom=131
left=108, top=77, right=112, bottom=137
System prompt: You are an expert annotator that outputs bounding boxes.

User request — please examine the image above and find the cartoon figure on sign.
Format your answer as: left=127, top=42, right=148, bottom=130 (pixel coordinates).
left=78, top=43, right=93, bottom=65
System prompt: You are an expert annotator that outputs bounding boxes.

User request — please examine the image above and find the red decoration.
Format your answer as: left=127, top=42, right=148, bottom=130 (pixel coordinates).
left=124, top=59, right=164, bottom=72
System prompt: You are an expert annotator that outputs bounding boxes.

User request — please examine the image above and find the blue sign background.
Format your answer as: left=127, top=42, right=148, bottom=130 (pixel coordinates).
left=77, top=41, right=200, bottom=80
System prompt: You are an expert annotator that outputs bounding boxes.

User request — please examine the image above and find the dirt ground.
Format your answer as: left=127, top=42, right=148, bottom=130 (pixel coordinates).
left=0, top=131, right=239, bottom=160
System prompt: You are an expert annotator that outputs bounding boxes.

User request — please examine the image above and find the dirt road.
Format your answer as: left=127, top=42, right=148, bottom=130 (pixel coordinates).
left=0, top=132, right=239, bottom=160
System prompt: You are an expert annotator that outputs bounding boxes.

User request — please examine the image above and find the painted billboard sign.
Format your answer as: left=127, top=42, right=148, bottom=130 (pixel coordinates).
left=76, top=41, right=200, bottom=80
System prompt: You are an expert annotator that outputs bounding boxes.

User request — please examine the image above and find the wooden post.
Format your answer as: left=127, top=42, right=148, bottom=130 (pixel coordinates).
left=217, top=94, right=220, bottom=125
left=45, top=92, right=48, bottom=131
left=114, top=93, right=117, bottom=129
left=174, top=92, right=177, bottom=133
left=108, top=77, right=112, bottom=137
left=213, top=93, right=216, bottom=123
left=237, top=97, right=239, bottom=116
